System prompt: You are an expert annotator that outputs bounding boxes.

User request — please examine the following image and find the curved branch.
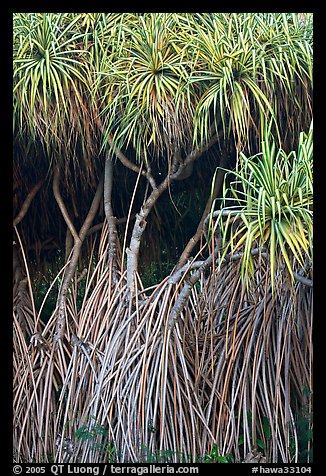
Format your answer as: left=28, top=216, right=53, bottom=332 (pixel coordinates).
left=96, top=117, right=157, bottom=189
left=13, top=180, right=42, bottom=226
left=169, top=133, right=220, bottom=182
left=109, top=141, right=157, bottom=190
left=53, top=167, right=79, bottom=243
left=79, top=175, right=104, bottom=242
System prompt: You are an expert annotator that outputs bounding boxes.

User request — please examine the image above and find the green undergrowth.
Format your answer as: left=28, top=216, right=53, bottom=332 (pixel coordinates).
left=73, top=416, right=233, bottom=463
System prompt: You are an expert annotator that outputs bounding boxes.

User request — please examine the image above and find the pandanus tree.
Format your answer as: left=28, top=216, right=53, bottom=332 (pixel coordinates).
left=13, top=12, right=313, bottom=463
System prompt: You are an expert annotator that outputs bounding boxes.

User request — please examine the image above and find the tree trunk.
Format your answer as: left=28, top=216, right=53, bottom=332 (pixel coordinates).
left=104, top=154, right=118, bottom=281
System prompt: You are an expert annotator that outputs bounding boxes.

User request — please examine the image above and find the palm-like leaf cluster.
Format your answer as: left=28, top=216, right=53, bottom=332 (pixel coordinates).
left=13, top=13, right=96, bottom=159
left=213, top=123, right=313, bottom=290
left=96, top=13, right=196, bottom=162
left=14, top=12, right=312, bottom=167
left=173, top=13, right=312, bottom=150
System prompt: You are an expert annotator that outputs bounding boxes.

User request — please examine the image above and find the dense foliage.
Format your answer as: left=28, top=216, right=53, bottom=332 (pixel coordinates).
left=13, top=13, right=313, bottom=464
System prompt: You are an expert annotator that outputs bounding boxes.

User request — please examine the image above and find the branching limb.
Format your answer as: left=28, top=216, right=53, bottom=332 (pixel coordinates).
left=96, top=117, right=157, bottom=189
left=53, top=169, right=104, bottom=343
left=53, top=167, right=79, bottom=243
left=126, top=134, right=220, bottom=294
left=169, top=133, right=220, bottom=182
left=108, top=137, right=157, bottom=189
